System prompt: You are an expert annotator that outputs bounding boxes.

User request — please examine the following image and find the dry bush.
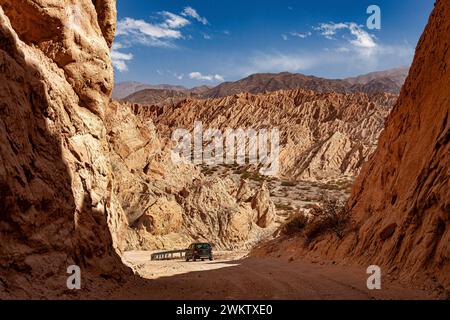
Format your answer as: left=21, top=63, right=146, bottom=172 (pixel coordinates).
left=305, top=196, right=352, bottom=243
left=275, top=203, right=295, bottom=212
left=281, top=180, right=298, bottom=187
left=281, top=211, right=309, bottom=236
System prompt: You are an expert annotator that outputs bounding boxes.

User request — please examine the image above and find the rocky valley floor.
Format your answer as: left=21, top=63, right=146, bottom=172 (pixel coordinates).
left=203, top=164, right=352, bottom=215
left=0, top=0, right=448, bottom=300
left=113, top=251, right=431, bottom=300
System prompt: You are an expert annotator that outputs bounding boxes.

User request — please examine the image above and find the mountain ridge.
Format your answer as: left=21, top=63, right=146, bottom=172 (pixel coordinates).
left=117, top=67, right=409, bottom=105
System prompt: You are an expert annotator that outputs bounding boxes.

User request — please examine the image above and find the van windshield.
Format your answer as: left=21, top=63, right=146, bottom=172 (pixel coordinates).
left=195, top=243, right=211, bottom=249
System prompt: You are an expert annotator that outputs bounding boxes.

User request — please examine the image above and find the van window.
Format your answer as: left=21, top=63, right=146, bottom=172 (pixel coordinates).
left=195, top=243, right=211, bottom=249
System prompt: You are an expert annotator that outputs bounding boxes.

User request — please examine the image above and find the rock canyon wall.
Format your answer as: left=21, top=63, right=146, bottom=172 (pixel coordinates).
left=255, top=0, right=449, bottom=292
left=0, top=1, right=279, bottom=298
left=0, top=0, right=447, bottom=299
left=138, top=90, right=396, bottom=182
left=346, top=0, right=449, bottom=289
left=0, top=0, right=130, bottom=298
left=106, top=101, right=280, bottom=251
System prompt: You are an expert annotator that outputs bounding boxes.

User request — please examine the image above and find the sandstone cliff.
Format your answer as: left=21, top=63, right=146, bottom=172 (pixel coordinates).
left=106, top=101, right=280, bottom=251
left=137, top=90, right=396, bottom=182
left=254, top=0, right=449, bottom=293
left=345, top=0, right=449, bottom=289
left=0, top=0, right=130, bottom=298
left=1, top=0, right=447, bottom=299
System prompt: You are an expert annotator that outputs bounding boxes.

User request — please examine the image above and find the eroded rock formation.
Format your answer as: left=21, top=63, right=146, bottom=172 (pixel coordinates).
left=138, top=90, right=396, bottom=182
left=254, top=0, right=449, bottom=293
left=106, top=101, right=280, bottom=250
left=0, top=0, right=129, bottom=298
left=0, top=0, right=447, bottom=299
left=346, top=0, right=449, bottom=289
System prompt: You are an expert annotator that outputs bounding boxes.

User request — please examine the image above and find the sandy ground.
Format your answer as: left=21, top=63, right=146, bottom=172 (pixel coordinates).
left=122, top=251, right=248, bottom=280
left=117, top=251, right=431, bottom=300
left=207, top=165, right=351, bottom=216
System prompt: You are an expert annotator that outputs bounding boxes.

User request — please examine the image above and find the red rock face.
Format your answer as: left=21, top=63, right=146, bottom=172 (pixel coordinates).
left=0, top=0, right=130, bottom=299
left=347, top=0, right=449, bottom=288
left=141, top=90, right=396, bottom=182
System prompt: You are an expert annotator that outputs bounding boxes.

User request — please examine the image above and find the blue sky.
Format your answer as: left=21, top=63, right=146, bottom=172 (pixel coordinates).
left=113, top=0, right=434, bottom=87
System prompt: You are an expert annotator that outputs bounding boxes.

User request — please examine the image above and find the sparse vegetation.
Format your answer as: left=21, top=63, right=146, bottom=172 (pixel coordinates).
left=281, top=212, right=309, bottom=236
left=278, top=196, right=353, bottom=244
left=201, top=165, right=220, bottom=175
left=275, top=203, right=295, bottom=212
left=241, top=171, right=265, bottom=182
left=304, top=197, right=352, bottom=242
left=281, top=180, right=298, bottom=187
left=321, top=180, right=353, bottom=192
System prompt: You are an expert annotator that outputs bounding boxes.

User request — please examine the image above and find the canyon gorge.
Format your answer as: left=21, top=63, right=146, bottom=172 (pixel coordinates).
left=0, top=0, right=448, bottom=299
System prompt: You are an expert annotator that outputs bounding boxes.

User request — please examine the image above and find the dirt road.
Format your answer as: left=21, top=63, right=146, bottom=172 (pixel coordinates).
left=117, top=251, right=431, bottom=300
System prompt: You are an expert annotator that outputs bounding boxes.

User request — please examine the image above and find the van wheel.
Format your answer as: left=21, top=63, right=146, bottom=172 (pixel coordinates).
left=193, top=258, right=197, bottom=262
left=209, top=257, right=213, bottom=261
left=186, top=258, right=190, bottom=262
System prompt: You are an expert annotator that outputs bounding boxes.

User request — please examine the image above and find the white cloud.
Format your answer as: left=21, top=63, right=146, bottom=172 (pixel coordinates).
left=335, top=47, right=350, bottom=53
left=111, top=43, right=133, bottom=72
left=290, top=31, right=312, bottom=39
left=202, top=33, right=212, bottom=40
left=115, top=7, right=210, bottom=52
left=281, top=34, right=288, bottom=41
left=315, top=22, right=348, bottom=39
left=116, top=17, right=182, bottom=48
left=182, top=7, right=208, bottom=25
left=189, top=72, right=224, bottom=82
left=347, top=23, right=377, bottom=49
left=315, top=22, right=377, bottom=49
left=160, top=11, right=190, bottom=29
left=234, top=40, right=413, bottom=77
left=117, top=17, right=182, bottom=39
left=249, top=52, right=317, bottom=73
left=115, top=9, right=198, bottom=49
left=214, top=74, right=225, bottom=82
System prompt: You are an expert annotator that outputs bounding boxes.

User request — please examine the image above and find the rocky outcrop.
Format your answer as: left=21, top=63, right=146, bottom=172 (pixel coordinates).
left=140, top=90, right=396, bottom=182
left=92, top=0, right=117, bottom=47
left=254, top=0, right=449, bottom=293
left=345, top=0, right=449, bottom=289
left=0, top=0, right=130, bottom=298
left=134, top=197, right=184, bottom=236
left=0, top=0, right=116, bottom=118
left=251, top=182, right=276, bottom=228
left=106, top=101, right=280, bottom=251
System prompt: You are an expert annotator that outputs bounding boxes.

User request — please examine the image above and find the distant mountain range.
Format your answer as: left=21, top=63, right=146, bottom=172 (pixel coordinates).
left=122, top=88, right=203, bottom=106
left=205, top=67, right=409, bottom=98
left=114, top=67, right=409, bottom=104
left=111, top=82, right=194, bottom=100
